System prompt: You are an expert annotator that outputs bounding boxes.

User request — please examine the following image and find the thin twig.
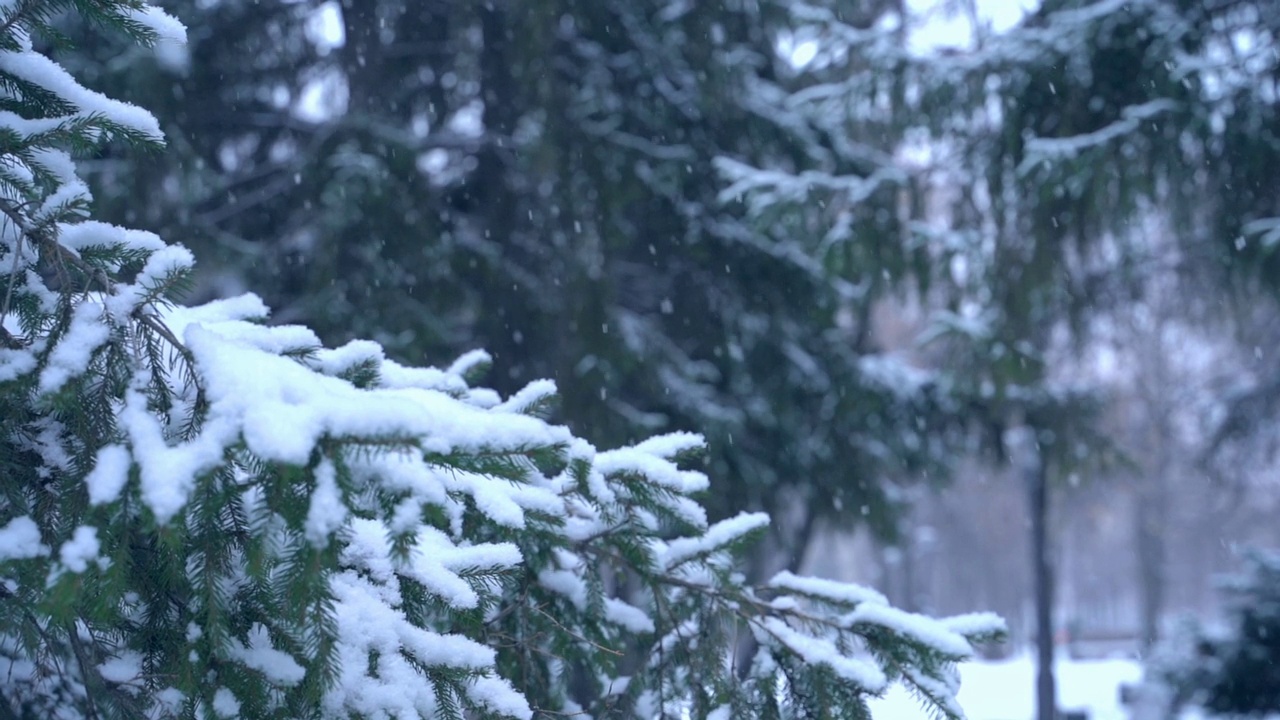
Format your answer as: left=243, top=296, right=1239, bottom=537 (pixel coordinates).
left=531, top=604, right=623, bottom=657
left=1, top=215, right=22, bottom=322
left=63, top=621, right=104, bottom=720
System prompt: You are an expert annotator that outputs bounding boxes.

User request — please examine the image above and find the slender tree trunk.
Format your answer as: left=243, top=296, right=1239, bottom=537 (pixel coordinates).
left=474, top=0, right=536, bottom=393
left=1135, top=477, right=1166, bottom=651
left=339, top=0, right=383, bottom=115
left=902, top=533, right=918, bottom=613
left=1028, top=452, right=1057, bottom=720
left=1135, top=322, right=1174, bottom=652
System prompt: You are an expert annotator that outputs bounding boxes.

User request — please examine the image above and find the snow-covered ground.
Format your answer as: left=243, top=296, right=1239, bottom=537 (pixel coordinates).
left=870, top=654, right=1144, bottom=720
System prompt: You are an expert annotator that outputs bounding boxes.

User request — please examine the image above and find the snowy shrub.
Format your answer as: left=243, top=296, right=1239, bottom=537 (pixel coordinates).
left=1139, top=550, right=1280, bottom=719
left=0, top=2, right=1003, bottom=718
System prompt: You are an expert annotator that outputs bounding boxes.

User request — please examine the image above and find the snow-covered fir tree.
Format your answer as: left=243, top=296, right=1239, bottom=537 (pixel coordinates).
left=0, top=2, right=1003, bottom=718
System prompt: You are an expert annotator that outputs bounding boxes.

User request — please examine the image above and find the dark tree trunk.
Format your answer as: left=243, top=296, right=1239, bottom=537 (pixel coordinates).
left=1028, top=452, right=1057, bottom=720
left=902, top=533, right=918, bottom=613
left=1135, top=478, right=1167, bottom=651
left=1135, top=332, right=1174, bottom=652
left=339, top=0, right=383, bottom=115
left=474, top=1, right=537, bottom=392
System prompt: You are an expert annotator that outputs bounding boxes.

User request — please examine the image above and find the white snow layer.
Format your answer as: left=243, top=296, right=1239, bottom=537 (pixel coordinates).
left=0, top=48, right=166, bottom=142
left=305, top=458, right=347, bottom=547
left=97, top=651, right=143, bottom=685
left=57, top=525, right=100, bottom=574
left=0, top=517, right=48, bottom=560
left=126, top=6, right=188, bottom=43
left=760, top=616, right=889, bottom=692
left=226, top=624, right=306, bottom=688
left=210, top=687, right=240, bottom=718
left=37, top=302, right=110, bottom=395
left=768, top=570, right=890, bottom=607
left=85, top=444, right=132, bottom=506
left=662, top=512, right=770, bottom=570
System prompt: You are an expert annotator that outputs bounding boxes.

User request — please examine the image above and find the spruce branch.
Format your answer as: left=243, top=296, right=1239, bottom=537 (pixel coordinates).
left=0, top=0, right=39, bottom=45
left=0, top=195, right=202, bottom=400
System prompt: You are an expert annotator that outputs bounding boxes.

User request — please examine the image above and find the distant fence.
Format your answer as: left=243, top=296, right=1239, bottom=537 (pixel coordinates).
left=1064, top=625, right=1141, bottom=661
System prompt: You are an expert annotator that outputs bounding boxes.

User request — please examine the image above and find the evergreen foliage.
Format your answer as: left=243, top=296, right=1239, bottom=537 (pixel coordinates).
left=919, top=0, right=1280, bottom=389
left=1144, top=551, right=1280, bottom=718
left=0, top=3, right=1004, bottom=718
left=918, top=0, right=1280, bottom=524
left=63, top=0, right=976, bottom=564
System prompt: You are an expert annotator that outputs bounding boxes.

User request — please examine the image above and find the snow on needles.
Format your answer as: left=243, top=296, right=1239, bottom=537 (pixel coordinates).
left=57, top=526, right=101, bottom=574
left=225, top=624, right=305, bottom=688
left=759, top=616, right=889, bottom=692
left=662, top=512, right=770, bottom=570
left=0, top=517, right=47, bottom=561
left=305, top=458, right=347, bottom=546
left=770, top=569, right=999, bottom=661
left=37, top=302, right=110, bottom=395
left=0, top=48, right=166, bottom=142
left=126, top=6, right=188, bottom=44
left=768, top=570, right=890, bottom=607
left=846, top=603, right=975, bottom=658
left=942, top=612, right=1009, bottom=639
left=84, top=444, right=131, bottom=506
left=183, top=320, right=575, bottom=469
